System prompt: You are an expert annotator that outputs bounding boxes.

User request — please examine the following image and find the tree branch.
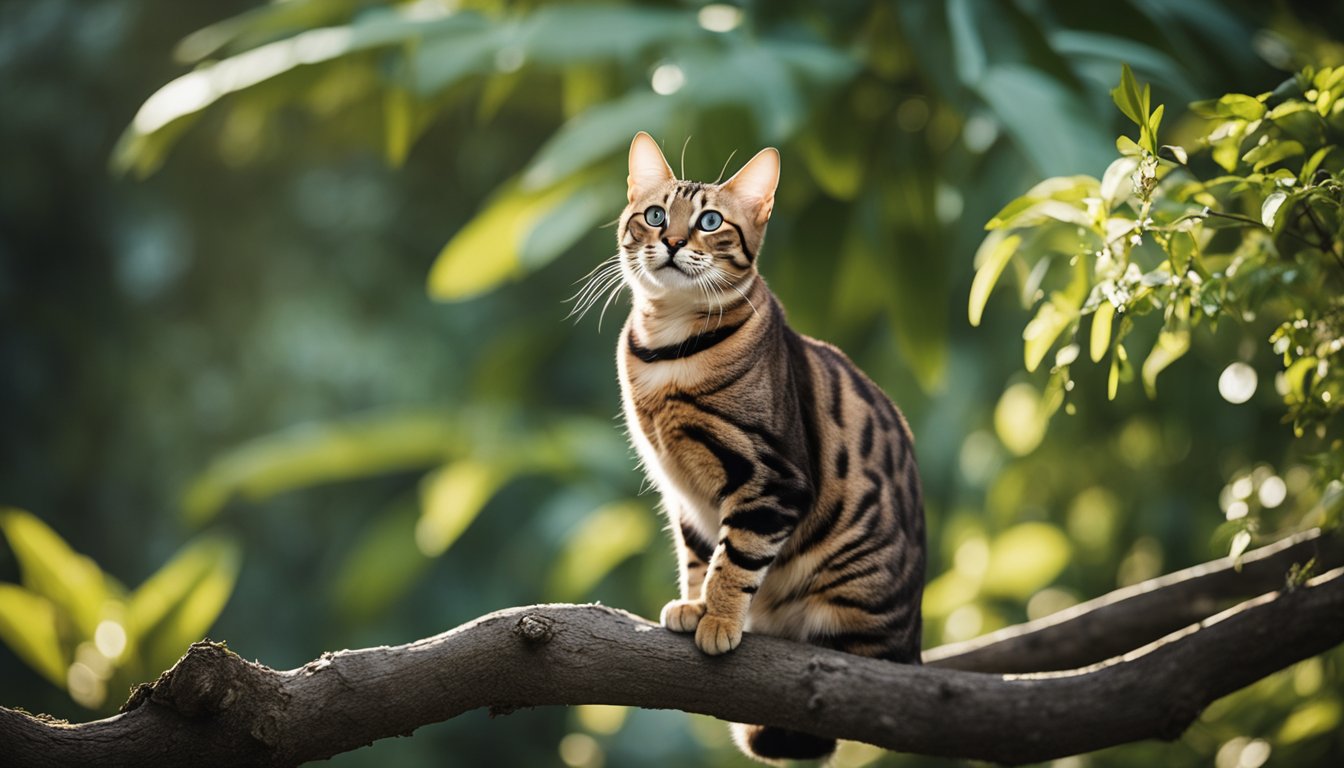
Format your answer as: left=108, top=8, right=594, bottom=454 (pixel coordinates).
left=927, top=527, right=1344, bottom=671
left=2, top=535, right=1340, bottom=768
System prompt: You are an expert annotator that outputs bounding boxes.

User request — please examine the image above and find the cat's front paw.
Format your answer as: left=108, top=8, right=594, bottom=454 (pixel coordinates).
left=661, top=599, right=706, bottom=633
left=695, top=613, right=743, bottom=655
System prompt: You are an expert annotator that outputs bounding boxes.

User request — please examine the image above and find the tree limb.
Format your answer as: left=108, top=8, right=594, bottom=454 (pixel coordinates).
left=1, top=535, right=1340, bottom=768
left=927, top=527, right=1344, bottom=671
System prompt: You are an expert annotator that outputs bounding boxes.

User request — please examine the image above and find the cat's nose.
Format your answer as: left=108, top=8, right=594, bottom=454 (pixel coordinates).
left=663, top=236, right=688, bottom=255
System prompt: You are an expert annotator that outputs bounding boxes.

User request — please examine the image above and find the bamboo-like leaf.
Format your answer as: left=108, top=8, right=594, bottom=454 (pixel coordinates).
left=141, top=541, right=241, bottom=675
left=184, top=409, right=457, bottom=524
left=1089, top=302, right=1114, bottom=363
left=427, top=175, right=587, bottom=301
left=127, top=535, right=241, bottom=643
left=1023, top=294, right=1077, bottom=372
left=969, top=233, right=1021, bottom=327
left=0, top=584, right=67, bottom=686
left=0, top=508, right=106, bottom=638
left=415, top=460, right=508, bottom=557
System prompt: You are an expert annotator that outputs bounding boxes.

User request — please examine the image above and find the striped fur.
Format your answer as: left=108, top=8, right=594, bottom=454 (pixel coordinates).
left=609, top=133, right=925, bottom=763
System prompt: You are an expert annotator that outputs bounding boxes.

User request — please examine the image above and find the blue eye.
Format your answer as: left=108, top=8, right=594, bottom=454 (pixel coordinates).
left=698, top=211, right=723, bottom=231
left=644, top=206, right=666, bottom=227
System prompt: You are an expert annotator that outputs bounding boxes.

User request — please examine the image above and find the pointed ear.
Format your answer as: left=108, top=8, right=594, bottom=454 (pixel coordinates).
left=722, top=147, right=779, bottom=226
left=628, top=132, right=675, bottom=202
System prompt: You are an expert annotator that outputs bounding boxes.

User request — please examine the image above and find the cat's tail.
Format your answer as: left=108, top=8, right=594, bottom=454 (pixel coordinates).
left=731, top=723, right=836, bottom=764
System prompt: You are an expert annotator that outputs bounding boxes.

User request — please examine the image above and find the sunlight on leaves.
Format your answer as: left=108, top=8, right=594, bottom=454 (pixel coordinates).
left=0, top=508, right=108, bottom=638
left=0, top=584, right=66, bottom=686
left=549, top=501, right=654, bottom=602
left=184, top=409, right=456, bottom=524
left=415, top=460, right=508, bottom=557
left=428, top=175, right=588, bottom=301
left=141, top=540, right=241, bottom=675
left=127, top=535, right=240, bottom=646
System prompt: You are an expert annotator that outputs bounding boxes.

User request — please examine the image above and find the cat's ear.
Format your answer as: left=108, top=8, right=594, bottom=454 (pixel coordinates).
left=723, top=147, right=780, bottom=226
left=628, top=132, right=675, bottom=202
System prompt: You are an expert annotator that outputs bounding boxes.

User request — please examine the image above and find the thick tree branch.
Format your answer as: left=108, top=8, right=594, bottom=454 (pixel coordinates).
left=927, top=527, right=1344, bottom=671
left=1, top=535, right=1340, bottom=768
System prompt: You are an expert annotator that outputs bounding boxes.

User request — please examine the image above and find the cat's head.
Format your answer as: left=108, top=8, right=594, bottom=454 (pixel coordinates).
left=618, top=132, right=779, bottom=303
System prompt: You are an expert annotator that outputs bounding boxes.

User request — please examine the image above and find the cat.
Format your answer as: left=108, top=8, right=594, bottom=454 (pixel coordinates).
left=600, top=132, right=925, bottom=763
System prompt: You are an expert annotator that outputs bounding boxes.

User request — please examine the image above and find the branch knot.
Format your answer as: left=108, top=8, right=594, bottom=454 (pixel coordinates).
left=515, top=614, right=556, bottom=644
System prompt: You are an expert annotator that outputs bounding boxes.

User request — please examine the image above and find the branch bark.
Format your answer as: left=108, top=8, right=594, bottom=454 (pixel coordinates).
left=1, top=533, right=1340, bottom=768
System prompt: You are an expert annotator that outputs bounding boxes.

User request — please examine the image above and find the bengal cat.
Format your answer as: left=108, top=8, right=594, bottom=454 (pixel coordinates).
left=598, top=132, right=925, bottom=763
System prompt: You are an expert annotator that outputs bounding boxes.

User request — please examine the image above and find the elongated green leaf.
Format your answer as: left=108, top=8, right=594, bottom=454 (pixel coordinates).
left=115, top=11, right=477, bottom=175
left=1110, top=64, right=1145, bottom=127
left=1023, top=294, right=1077, bottom=372
left=1090, top=301, right=1114, bottom=363
left=184, top=409, right=456, bottom=524
left=969, top=233, right=1021, bottom=327
left=0, top=508, right=106, bottom=638
left=127, top=535, right=241, bottom=642
left=1243, top=140, right=1304, bottom=171
left=428, top=175, right=589, bottom=301
left=415, top=460, right=507, bottom=557
left=549, top=501, right=654, bottom=601
left=0, top=584, right=67, bottom=686
left=1141, top=324, right=1191, bottom=397
left=142, top=542, right=241, bottom=675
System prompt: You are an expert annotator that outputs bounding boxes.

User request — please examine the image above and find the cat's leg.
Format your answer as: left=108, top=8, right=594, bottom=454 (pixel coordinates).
left=694, top=497, right=805, bottom=655
left=661, top=514, right=714, bottom=631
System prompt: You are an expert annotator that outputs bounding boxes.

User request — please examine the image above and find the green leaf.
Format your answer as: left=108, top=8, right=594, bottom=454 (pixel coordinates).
left=1142, top=103, right=1164, bottom=154
left=0, top=584, right=67, bottom=686
left=184, top=409, right=456, bottom=524
left=427, top=174, right=588, bottom=301
left=1141, top=324, right=1190, bottom=397
left=1301, top=146, right=1333, bottom=183
left=1192, top=93, right=1265, bottom=120
left=1261, top=190, right=1289, bottom=230
left=549, top=501, right=654, bottom=601
left=1023, top=293, right=1077, bottom=372
left=969, top=233, right=1021, bottom=327
left=1108, top=343, right=1127, bottom=400
left=140, top=540, right=240, bottom=675
left=0, top=508, right=107, bottom=638
left=1089, top=301, right=1114, bottom=363
left=1243, top=139, right=1304, bottom=171
left=127, top=535, right=241, bottom=643
left=1110, top=64, right=1145, bottom=127
left=415, top=460, right=507, bottom=557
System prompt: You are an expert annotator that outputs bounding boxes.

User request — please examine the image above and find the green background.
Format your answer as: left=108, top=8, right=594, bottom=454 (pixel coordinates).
left=1, top=1, right=1341, bottom=766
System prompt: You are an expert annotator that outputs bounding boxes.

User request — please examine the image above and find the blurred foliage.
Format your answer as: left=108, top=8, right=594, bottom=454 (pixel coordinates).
left=0, top=508, right=238, bottom=711
left=3, top=1, right=1344, bottom=767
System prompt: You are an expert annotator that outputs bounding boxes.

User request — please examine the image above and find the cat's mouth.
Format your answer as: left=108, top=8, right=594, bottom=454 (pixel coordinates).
left=657, top=258, right=694, bottom=277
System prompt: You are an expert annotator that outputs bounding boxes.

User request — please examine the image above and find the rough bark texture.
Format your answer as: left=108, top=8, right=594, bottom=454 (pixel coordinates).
left=1, top=532, right=1340, bottom=768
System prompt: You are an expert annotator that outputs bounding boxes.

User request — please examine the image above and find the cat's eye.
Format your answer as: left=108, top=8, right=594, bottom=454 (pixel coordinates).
left=697, top=211, right=723, bottom=231
left=644, top=206, right=666, bottom=227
